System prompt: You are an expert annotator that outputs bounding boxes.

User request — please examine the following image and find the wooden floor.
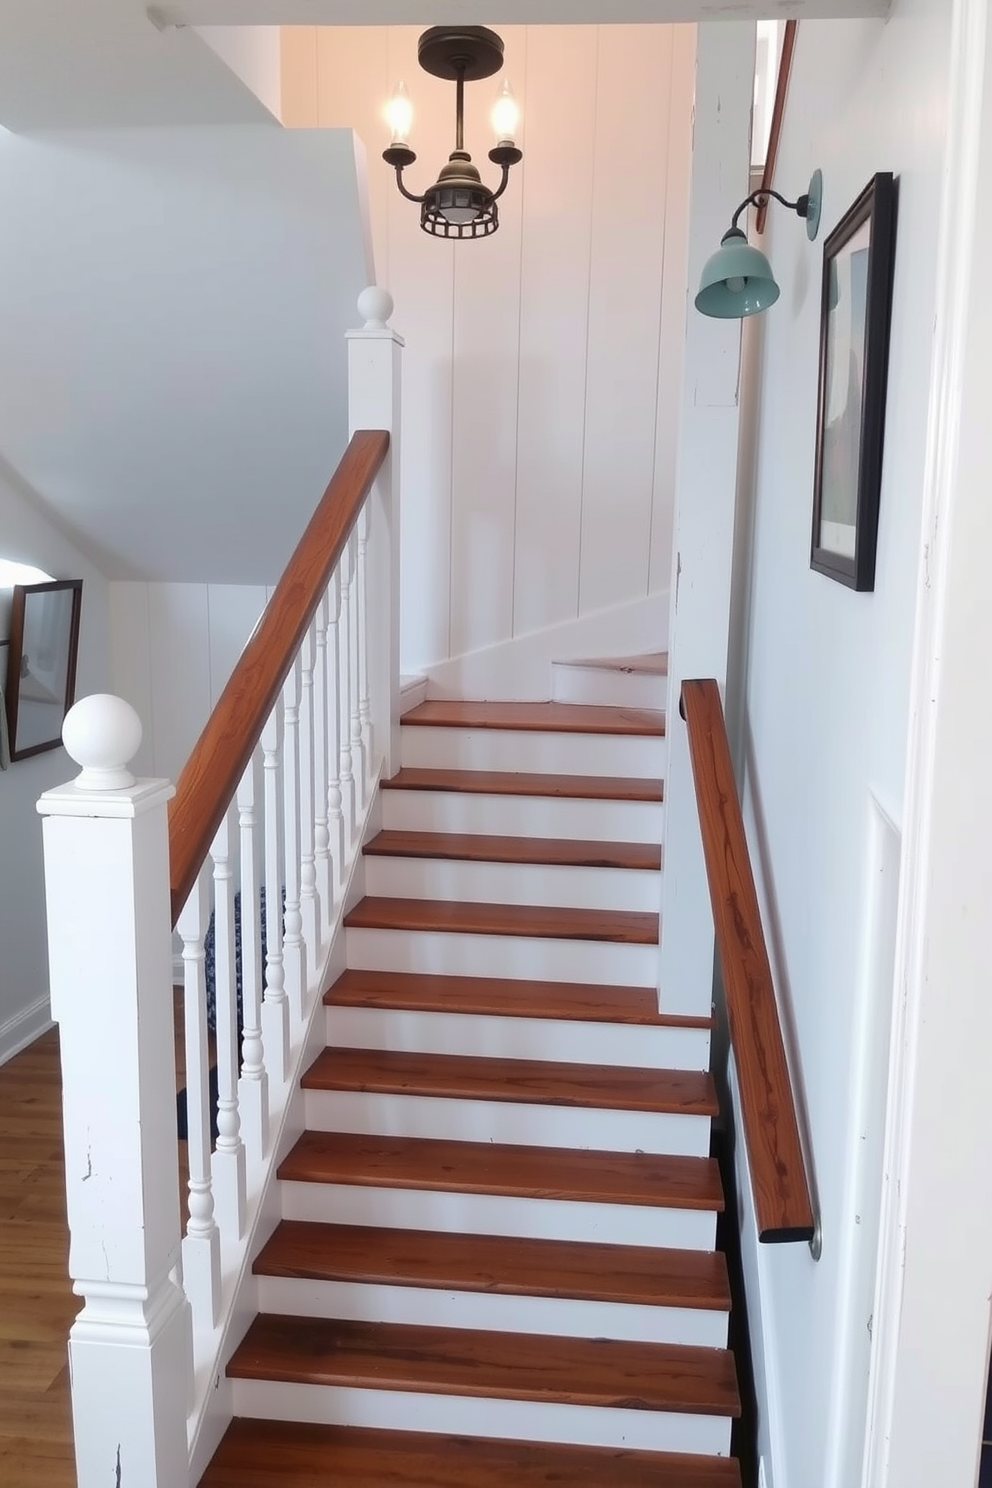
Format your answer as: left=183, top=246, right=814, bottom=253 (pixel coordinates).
left=0, top=1029, right=76, bottom=1488
left=0, top=1004, right=191, bottom=1488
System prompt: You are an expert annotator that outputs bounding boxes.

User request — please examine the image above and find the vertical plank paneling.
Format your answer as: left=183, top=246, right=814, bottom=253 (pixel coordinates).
left=279, top=26, right=319, bottom=127
left=386, top=25, right=455, bottom=670
left=649, top=24, right=696, bottom=596
left=147, top=582, right=211, bottom=779
left=579, top=25, right=672, bottom=616
left=512, top=26, right=598, bottom=639
left=282, top=22, right=695, bottom=675
left=449, top=26, right=527, bottom=658
left=207, top=584, right=268, bottom=708
left=108, top=581, right=155, bottom=777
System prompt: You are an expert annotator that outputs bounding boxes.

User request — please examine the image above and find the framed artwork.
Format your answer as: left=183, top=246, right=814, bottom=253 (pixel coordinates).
left=3, top=580, right=83, bottom=761
left=810, top=172, right=897, bottom=590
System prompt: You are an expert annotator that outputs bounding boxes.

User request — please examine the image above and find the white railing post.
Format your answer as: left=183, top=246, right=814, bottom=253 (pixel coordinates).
left=38, top=694, right=191, bottom=1488
left=261, top=697, right=290, bottom=1084
left=237, top=754, right=269, bottom=1167
left=347, top=286, right=403, bottom=780
left=177, top=871, right=221, bottom=1332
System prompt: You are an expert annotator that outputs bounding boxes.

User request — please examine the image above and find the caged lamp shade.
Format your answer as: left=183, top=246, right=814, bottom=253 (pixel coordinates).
left=695, top=228, right=780, bottom=319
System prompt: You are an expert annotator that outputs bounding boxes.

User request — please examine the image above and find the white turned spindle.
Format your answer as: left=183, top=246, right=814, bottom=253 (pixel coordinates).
left=338, top=536, right=357, bottom=847
left=348, top=529, right=366, bottom=812
left=281, top=656, right=307, bottom=1024
left=348, top=287, right=403, bottom=779
left=261, top=699, right=290, bottom=1083
left=237, top=755, right=268, bottom=1166
left=313, top=593, right=333, bottom=938
left=325, top=568, right=345, bottom=894
left=358, top=501, right=374, bottom=791
left=298, top=618, right=320, bottom=969
left=210, top=807, right=247, bottom=1242
left=39, top=695, right=191, bottom=1486
left=178, top=872, right=221, bottom=1330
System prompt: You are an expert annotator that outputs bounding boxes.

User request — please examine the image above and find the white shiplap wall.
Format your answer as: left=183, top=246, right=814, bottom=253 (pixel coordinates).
left=109, top=581, right=268, bottom=781
left=283, top=23, right=694, bottom=676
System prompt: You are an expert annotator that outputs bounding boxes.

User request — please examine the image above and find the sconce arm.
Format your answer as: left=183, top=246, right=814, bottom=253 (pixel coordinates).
left=383, top=146, right=425, bottom=204
left=730, top=186, right=811, bottom=233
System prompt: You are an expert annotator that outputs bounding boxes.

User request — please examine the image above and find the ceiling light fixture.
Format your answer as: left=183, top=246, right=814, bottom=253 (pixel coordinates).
left=695, top=169, right=823, bottom=318
left=383, top=26, right=522, bottom=241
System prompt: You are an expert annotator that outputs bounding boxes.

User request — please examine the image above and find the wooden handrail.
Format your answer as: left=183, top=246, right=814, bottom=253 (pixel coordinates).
left=168, top=429, right=390, bottom=926
left=755, top=21, right=797, bottom=236
left=681, top=678, right=815, bottom=1243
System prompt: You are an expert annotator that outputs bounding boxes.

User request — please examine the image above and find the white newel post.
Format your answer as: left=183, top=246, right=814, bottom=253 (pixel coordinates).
left=38, top=695, right=191, bottom=1488
left=347, top=286, right=403, bottom=780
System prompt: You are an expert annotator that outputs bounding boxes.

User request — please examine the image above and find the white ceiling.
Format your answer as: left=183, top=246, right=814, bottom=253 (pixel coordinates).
left=137, top=0, right=890, bottom=19
left=0, top=0, right=889, bottom=132
left=0, top=125, right=370, bottom=582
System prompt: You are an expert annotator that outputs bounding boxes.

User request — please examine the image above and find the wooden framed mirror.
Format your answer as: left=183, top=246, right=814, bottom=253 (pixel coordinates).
left=3, top=580, right=83, bottom=761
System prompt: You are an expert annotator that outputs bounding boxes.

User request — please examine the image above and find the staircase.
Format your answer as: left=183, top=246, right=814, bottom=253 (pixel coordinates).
left=199, top=680, right=742, bottom=1486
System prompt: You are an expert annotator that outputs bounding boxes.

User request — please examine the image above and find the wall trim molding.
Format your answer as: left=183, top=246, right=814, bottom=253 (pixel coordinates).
left=862, top=0, right=990, bottom=1483
left=424, top=592, right=670, bottom=702
left=0, top=993, right=54, bottom=1067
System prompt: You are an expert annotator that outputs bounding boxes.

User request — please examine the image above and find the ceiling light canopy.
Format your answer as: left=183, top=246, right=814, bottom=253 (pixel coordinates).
left=383, top=26, right=523, bottom=242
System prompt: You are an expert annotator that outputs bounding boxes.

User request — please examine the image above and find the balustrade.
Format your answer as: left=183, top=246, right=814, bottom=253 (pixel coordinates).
left=39, top=288, right=402, bottom=1486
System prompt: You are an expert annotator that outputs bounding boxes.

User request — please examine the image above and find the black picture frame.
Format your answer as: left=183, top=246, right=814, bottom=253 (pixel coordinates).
left=810, top=172, right=897, bottom=590
left=3, top=580, right=83, bottom=761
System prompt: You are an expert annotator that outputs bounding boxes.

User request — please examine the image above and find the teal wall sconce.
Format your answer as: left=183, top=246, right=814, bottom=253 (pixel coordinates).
left=695, top=169, right=823, bottom=319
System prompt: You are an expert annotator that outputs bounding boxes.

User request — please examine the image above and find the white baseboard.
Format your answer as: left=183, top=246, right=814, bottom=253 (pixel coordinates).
left=423, top=593, right=670, bottom=702
left=0, top=993, right=54, bottom=1066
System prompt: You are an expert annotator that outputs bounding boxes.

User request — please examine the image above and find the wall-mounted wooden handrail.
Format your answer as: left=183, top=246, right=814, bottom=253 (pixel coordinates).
left=681, top=678, right=815, bottom=1244
left=168, top=429, right=389, bottom=927
left=755, top=21, right=797, bottom=236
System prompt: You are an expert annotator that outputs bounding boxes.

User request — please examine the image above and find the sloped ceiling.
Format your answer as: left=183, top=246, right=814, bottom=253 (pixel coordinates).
left=0, top=125, right=370, bottom=582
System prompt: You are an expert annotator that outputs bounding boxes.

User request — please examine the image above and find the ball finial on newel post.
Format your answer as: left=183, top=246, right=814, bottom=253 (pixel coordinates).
left=62, top=694, right=143, bottom=791
left=357, top=286, right=395, bottom=330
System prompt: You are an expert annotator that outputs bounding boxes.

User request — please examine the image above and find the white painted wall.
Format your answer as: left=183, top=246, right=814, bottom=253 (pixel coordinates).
left=732, top=5, right=952, bottom=1483
left=0, top=473, right=110, bottom=1062
left=195, top=25, right=282, bottom=118
left=283, top=23, right=694, bottom=682
left=0, top=124, right=369, bottom=585
left=109, top=582, right=269, bottom=781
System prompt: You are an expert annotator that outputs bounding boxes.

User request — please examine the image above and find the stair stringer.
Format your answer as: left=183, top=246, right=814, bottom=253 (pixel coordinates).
left=186, top=768, right=385, bottom=1486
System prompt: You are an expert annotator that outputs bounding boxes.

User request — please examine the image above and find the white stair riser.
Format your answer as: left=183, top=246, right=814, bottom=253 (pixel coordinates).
left=257, top=1275, right=729, bottom=1348
left=326, top=1007, right=710, bottom=1071
left=280, top=1183, right=718, bottom=1251
left=382, top=790, right=664, bottom=844
left=303, top=1091, right=711, bottom=1158
left=400, top=726, right=665, bottom=778
left=551, top=665, right=667, bottom=710
left=364, top=856, right=662, bottom=912
left=231, top=1379, right=733, bottom=1457
left=345, top=928, right=659, bottom=987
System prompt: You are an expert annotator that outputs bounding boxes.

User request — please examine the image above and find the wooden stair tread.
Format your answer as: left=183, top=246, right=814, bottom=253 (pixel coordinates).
left=344, top=897, right=660, bottom=944
left=325, top=969, right=713, bottom=1029
left=382, top=766, right=665, bottom=802
left=254, top=1220, right=732, bottom=1310
left=201, top=1418, right=743, bottom=1486
left=364, top=829, right=661, bottom=871
left=402, top=700, right=665, bottom=736
left=227, top=1314, right=741, bottom=1416
left=303, top=1047, right=717, bottom=1115
left=278, top=1131, right=724, bottom=1211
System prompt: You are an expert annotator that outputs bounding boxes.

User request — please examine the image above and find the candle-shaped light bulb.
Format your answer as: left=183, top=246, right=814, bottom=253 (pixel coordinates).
left=386, top=81, right=413, bottom=145
left=491, top=78, right=520, bottom=146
